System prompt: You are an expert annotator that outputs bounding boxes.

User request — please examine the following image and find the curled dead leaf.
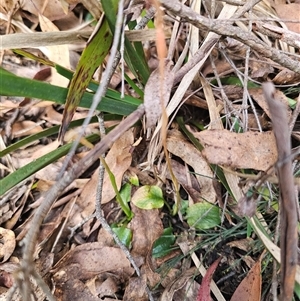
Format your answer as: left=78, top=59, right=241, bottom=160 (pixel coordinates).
left=167, top=130, right=216, bottom=203
left=144, top=59, right=174, bottom=128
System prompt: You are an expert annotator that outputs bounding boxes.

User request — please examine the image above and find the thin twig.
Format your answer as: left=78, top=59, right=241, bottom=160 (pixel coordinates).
left=95, top=113, right=154, bottom=301
left=15, top=104, right=145, bottom=299
left=160, top=0, right=300, bottom=74
left=58, top=0, right=127, bottom=179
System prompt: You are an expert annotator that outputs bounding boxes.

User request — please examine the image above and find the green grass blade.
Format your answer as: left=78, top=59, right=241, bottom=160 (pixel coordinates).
left=101, top=0, right=149, bottom=85
left=59, top=17, right=114, bottom=139
left=0, top=116, right=98, bottom=157
left=0, top=69, right=139, bottom=115
left=0, top=134, right=100, bottom=196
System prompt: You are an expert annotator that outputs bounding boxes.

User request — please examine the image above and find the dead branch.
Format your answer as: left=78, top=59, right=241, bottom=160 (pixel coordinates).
left=263, top=82, right=298, bottom=301
left=160, top=0, right=300, bottom=74
left=14, top=104, right=145, bottom=300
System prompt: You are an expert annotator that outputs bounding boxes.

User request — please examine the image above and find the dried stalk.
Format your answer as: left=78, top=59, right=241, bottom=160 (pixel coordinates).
left=263, top=82, right=297, bottom=301
left=160, top=0, right=300, bottom=74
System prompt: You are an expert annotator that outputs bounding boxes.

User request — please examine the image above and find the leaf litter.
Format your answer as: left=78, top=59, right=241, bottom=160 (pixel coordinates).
left=0, top=0, right=300, bottom=300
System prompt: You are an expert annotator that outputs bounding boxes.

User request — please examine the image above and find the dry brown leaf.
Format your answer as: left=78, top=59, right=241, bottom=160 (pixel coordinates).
left=0, top=184, right=29, bottom=226
left=22, top=0, right=75, bottom=21
left=192, top=129, right=277, bottom=171
left=249, top=87, right=291, bottom=119
left=230, top=259, right=261, bottom=301
left=69, top=168, right=100, bottom=227
left=249, top=59, right=274, bottom=79
left=100, top=129, right=134, bottom=203
left=69, top=128, right=134, bottom=226
left=80, top=0, right=101, bottom=20
left=52, top=243, right=134, bottom=281
left=227, top=238, right=254, bottom=252
left=197, top=257, right=221, bottom=301
left=161, top=268, right=199, bottom=301
left=173, top=278, right=199, bottom=301
left=123, top=277, right=148, bottom=301
left=42, top=106, right=64, bottom=124
left=167, top=130, right=216, bottom=203
left=273, top=68, right=300, bottom=85
left=0, top=0, right=18, bottom=13
left=0, top=270, right=14, bottom=288
left=129, top=204, right=163, bottom=287
left=11, top=120, right=44, bottom=138
left=144, top=59, right=174, bottom=128
left=85, top=275, right=119, bottom=298
left=53, top=278, right=101, bottom=301
left=0, top=228, right=15, bottom=263
left=165, top=160, right=200, bottom=192
left=129, top=204, right=163, bottom=258
left=274, top=3, right=300, bottom=34
left=263, top=82, right=297, bottom=301
left=0, top=100, right=19, bottom=115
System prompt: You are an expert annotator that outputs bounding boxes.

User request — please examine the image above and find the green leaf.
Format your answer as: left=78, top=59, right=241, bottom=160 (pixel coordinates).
left=131, top=185, right=165, bottom=209
left=211, top=76, right=259, bottom=88
left=59, top=16, right=114, bottom=139
left=112, top=226, right=132, bottom=248
left=101, top=0, right=149, bottom=85
left=0, top=68, right=139, bottom=116
left=185, top=202, right=220, bottom=230
left=119, top=183, right=132, bottom=204
left=0, top=134, right=99, bottom=196
left=128, top=174, right=139, bottom=186
left=100, top=157, right=133, bottom=219
left=287, top=96, right=297, bottom=109
left=0, top=116, right=98, bottom=158
left=152, top=227, right=176, bottom=258
left=294, top=282, right=300, bottom=299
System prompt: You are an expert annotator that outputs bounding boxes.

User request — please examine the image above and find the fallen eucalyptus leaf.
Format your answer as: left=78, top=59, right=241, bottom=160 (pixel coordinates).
left=192, top=129, right=277, bottom=171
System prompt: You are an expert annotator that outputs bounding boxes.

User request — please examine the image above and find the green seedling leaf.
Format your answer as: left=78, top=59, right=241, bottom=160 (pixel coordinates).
left=152, top=227, right=176, bottom=258
left=186, top=202, right=221, bottom=230
left=247, top=221, right=253, bottom=238
left=100, top=157, right=133, bottom=219
left=13, top=49, right=55, bottom=67
left=129, top=174, right=139, bottom=186
left=0, top=134, right=99, bottom=196
left=231, top=117, right=243, bottom=133
left=120, top=183, right=132, bottom=204
left=112, top=226, right=132, bottom=248
left=132, top=185, right=165, bottom=209
left=58, top=16, right=114, bottom=140
left=287, top=96, right=297, bottom=109
left=179, top=200, right=189, bottom=216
